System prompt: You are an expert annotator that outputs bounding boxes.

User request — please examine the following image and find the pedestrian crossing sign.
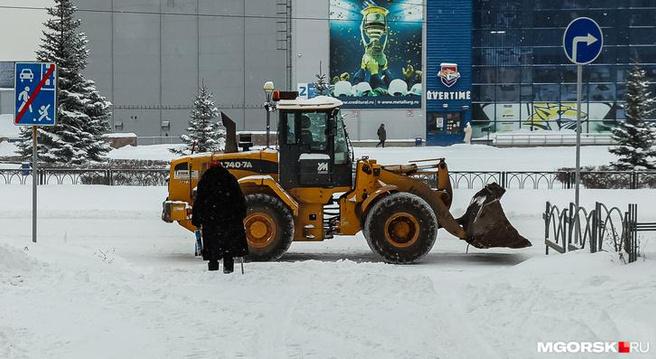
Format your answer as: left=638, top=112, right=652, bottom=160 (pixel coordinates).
left=14, top=62, right=57, bottom=126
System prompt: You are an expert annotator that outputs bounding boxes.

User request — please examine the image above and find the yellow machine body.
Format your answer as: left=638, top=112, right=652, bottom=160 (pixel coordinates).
left=162, top=96, right=530, bottom=263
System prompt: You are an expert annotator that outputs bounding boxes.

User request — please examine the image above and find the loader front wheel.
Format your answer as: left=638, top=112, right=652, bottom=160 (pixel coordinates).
left=244, top=194, right=294, bottom=261
left=364, top=193, right=437, bottom=263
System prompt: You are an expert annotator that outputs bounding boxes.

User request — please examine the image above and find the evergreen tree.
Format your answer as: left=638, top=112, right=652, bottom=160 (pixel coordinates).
left=17, top=0, right=111, bottom=166
left=314, top=62, right=331, bottom=97
left=314, top=72, right=331, bottom=96
left=609, top=63, right=656, bottom=170
left=171, top=84, right=224, bottom=155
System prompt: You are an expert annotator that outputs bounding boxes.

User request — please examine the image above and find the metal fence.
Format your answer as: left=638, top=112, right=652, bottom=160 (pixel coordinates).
left=1, top=168, right=656, bottom=190
left=0, top=168, right=169, bottom=186
left=424, top=170, right=656, bottom=190
left=493, top=133, right=614, bottom=147
left=544, top=201, right=655, bottom=263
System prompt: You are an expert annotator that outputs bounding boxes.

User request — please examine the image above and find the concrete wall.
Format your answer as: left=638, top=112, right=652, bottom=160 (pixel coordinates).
left=0, top=89, right=13, bottom=115
left=291, top=0, right=426, bottom=141
left=79, top=0, right=287, bottom=137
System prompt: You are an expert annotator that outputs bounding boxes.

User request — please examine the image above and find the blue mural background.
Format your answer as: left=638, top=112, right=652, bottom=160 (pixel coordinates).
left=329, top=0, right=423, bottom=109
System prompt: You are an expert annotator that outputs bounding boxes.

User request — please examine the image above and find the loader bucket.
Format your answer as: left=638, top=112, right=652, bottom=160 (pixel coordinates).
left=457, top=183, right=532, bottom=249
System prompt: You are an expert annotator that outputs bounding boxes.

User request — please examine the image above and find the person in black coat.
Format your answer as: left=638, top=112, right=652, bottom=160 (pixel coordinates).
left=192, top=163, right=249, bottom=272
left=376, top=124, right=387, bottom=148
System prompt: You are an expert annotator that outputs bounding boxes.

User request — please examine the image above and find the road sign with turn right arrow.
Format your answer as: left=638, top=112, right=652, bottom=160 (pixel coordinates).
left=563, top=17, right=603, bottom=65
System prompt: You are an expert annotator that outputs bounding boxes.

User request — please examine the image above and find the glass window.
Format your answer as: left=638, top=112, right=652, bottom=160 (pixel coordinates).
left=588, top=65, right=614, bottom=82
left=532, top=29, right=562, bottom=47
left=497, top=84, right=519, bottom=101
left=498, top=67, right=521, bottom=83
left=534, top=84, right=560, bottom=101
left=334, top=114, right=348, bottom=165
left=589, top=83, right=616, bottom=101
left=629, top=46, right=656, bottom=64
left=285, top=113, right=296, bottom=145
left=473, top=67, right=496, bottom=84
left=617, top=83, right=627, bottom=100
left=629, top=28, right=656, bottom=46
left=473, top=85, right=496, bottom=102
left=561, top=84, right=588, bottom=101
left=520, top=67, right=533, bottom=83
left=520, top=85, right=533, bottom=101
left=533, top=47, right=564, bottom=65
left=533, top=67, right=561, bottom=83
left=562, top=66, right=578, bottom=83
left=299, top=112, right=327, bottom=152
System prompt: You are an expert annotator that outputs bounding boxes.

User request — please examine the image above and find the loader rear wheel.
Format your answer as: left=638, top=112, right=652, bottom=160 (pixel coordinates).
left=364, top=193, right=437, bottom=263
left=244, top=194, right=294, bottom=261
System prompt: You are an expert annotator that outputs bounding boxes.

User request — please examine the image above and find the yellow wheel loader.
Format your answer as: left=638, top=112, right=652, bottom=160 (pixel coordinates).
left=162, top=94, right=531, bottom=263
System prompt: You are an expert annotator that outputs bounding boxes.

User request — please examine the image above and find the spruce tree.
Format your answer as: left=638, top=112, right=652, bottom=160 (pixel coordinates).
left=609, top=64, right=656, bottom=170
left=314, top=72, right=331, bottom=96
left=171, top=84, right=224, bottom=155
left=16, top=0, right=111, bottom=166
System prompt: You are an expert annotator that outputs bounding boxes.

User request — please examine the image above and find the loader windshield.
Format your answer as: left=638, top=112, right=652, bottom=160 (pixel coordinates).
left=299, top=112, right=327, bottom=151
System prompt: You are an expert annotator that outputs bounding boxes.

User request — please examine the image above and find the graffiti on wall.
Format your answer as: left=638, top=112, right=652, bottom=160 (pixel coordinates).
left=474, top=102, right=615, bottom=136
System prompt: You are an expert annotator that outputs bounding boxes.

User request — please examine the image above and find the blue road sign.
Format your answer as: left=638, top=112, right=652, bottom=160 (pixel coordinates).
left=563, top=17, right=603, bottom=65
left=14, top=62, right=57, bottom=126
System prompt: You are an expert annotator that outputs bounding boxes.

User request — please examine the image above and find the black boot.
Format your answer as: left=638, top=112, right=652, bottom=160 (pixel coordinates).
left=223, top=256, right=234, bottom=274
left=208, top=260, right=219, bottom=271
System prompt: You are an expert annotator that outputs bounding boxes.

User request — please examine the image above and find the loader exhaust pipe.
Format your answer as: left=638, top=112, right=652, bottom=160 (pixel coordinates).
left=457, top=183, right=532, bottom=249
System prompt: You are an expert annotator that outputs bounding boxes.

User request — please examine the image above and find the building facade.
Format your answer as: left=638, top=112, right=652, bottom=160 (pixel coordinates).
left=467, top=0, right=656, bottom=142
left=4, top=0, right=649, bottom=145
left=78, top=0, right=292, bottom=140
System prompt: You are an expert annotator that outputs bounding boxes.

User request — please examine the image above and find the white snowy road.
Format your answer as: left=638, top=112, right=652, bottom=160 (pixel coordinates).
left=1, top=185, right=655, bottom=358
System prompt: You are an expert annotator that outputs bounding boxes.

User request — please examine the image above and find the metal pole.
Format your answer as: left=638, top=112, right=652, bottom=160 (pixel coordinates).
left=265, top=93, right=271, bottom=148
left=32, top=126, right=37, bottom=243
left=575, top=64, right=583, bottom=239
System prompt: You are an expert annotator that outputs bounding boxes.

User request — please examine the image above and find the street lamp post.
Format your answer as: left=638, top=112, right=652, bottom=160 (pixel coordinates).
left=263, top=81, right=275, bottom=148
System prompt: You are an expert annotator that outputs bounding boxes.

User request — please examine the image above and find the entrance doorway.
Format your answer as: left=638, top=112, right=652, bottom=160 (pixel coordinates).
left=426, top=111, right=464, bottom=145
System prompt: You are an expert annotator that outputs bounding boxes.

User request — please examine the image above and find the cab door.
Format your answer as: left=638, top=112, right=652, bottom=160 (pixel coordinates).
left=278, top=110, right=352, bottom=189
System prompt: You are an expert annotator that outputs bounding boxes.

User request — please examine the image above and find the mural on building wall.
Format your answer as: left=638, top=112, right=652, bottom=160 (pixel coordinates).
left=329, top=0, right=422, bottom=109
left=473, top=102, right=616, bottom=137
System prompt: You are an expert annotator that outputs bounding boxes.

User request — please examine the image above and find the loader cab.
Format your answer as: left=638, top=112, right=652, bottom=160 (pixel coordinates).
left=277, top=97, right=352, bottom=190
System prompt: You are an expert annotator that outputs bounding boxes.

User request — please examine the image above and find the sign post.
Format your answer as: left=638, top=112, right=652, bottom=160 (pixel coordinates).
left=14, top=62, right=58, bottom=244
left=563, top=18, right=603, bottom=248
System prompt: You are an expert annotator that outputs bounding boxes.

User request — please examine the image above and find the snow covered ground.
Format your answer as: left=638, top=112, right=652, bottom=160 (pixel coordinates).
left=103, top=143, right=616, bottom=171
left=1, top=185, right=655, bottom=358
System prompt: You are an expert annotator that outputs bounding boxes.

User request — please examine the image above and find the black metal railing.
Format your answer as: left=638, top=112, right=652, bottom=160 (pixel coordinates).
left=543, top=201, right=653, bottom=264
left=413, top=170, right=656, bottom=190
left=0, top=168, right=169, bottom=186
left=2, top=167, right=656, bottom=190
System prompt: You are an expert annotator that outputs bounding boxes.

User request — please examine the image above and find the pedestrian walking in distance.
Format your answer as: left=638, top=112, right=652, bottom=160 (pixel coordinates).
left=376, top=123, right=387, bottom=148
left=192, top=163, right=249, bottom=273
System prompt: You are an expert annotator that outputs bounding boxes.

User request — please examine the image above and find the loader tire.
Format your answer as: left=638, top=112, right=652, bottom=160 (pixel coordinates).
left=364, top=193, right=437, bottom=264
left=244, top=194, right=294, bottom=261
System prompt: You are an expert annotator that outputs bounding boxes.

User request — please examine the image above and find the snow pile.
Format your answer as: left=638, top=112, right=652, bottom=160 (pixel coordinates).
left=102, top=132, right=137, bottom=139
left=0, top=140, right=17, bottom=157
left=108, top=144, right=184, bottom=161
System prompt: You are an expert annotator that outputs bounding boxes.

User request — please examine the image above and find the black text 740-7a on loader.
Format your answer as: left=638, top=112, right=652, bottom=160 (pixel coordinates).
left=162, top=91, right=530, bottom=263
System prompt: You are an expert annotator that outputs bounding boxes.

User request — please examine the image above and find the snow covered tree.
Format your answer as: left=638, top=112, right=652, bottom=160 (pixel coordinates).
left=171, top=83, right=224, bottom=155
left=16, top=0, right=111, bottom=166
left=609, top=64, right=656, bottom=170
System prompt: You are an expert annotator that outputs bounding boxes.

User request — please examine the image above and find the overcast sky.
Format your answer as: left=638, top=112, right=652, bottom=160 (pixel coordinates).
left=0, top=0, right=54, bottom=61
